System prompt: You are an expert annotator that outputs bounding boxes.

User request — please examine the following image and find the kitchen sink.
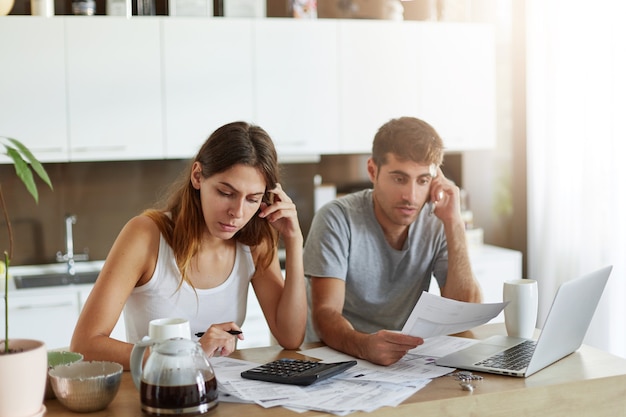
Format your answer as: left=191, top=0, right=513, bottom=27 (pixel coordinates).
left=13, top=271, right=100, bottom=289
left=10, top=261, right=105, bottom=289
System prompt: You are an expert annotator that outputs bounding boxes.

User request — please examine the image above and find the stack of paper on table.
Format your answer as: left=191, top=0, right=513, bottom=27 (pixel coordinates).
left=211, top=293, right=506, bottom=415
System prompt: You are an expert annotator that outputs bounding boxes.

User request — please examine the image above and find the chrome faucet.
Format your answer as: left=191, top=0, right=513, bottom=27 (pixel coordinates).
left=56, top=214, right=89, bottom=275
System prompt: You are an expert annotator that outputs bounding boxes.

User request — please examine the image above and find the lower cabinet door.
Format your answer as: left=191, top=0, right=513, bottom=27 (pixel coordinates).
left=4, top=293, right=79, bottom=350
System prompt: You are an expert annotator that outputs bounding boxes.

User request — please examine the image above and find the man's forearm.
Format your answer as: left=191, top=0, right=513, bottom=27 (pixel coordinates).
left=441, top=220, right=482, bottom=303
left=313, top=308, right=368, bottom=359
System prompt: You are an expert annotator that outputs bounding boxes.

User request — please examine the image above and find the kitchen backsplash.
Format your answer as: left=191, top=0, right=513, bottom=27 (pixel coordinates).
left=0, top=159, right=316, bottom=266
left=1, top=153, right=464, bottom=266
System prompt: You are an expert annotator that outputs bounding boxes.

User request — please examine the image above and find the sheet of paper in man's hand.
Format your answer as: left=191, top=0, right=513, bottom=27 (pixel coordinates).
left=401, top=291, right=507, bottom=339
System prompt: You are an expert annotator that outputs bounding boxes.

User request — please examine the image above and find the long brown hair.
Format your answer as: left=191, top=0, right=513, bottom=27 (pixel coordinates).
left=144, top=121, right=279, bottom=288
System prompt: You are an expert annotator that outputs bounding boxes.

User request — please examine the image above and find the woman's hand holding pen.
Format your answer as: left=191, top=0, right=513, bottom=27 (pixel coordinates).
left=196, top=322, right=244, bottom=357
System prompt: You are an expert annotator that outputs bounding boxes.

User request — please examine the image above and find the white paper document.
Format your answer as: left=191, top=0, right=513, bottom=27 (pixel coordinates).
left=210, top=354, right=434, bottom=415
left=401, top=291, right=507, bottom=338
left=408, top=335, right=479, bottom=357
left=300, top=345, right=455, bottom=382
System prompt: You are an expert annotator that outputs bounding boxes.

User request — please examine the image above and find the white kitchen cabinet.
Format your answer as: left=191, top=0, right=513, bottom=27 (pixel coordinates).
left=3, top=292, right=80, bottom=350
left=65, top=17, right=164, bottom=161
left=415, top=23, right=496, bottom=151
left=0, top=17, right=69, bottom=163
left=254, top=19, right=341, bottom=159
left=162, top=18, right=255, bottom=159
left=0, top=17, right=495, bottom=163
left=163, top=18, right=342, bottom=161
left=3, top=283, right=126, bottom=350
left=338, top=21, right=496, bottom=153
left=338, top=20, right=422, bottom=153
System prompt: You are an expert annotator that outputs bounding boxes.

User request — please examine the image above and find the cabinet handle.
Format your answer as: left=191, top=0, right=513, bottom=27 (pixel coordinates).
left=72, top=146, right=126, bottom=152
left=30, top=147, right=66, bottom=153
left=14, top=302, right=74, bottom=310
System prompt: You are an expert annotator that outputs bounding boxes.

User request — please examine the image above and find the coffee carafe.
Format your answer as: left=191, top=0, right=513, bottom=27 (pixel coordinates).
left=130, top=337, right=218, bottom=415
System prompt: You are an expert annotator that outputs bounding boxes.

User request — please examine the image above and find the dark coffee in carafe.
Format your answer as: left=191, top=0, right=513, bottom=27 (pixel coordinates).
left=140, top=375, right=218, bottom=415
left=130, top=337, right=219, bottom=416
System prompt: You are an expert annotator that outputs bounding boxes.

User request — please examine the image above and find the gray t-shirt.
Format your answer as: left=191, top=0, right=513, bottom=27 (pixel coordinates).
left=304, top=189, right=448, bottom=334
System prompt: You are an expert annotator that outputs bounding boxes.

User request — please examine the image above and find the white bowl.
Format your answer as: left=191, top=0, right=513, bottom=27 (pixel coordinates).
left=48, top=360, right=123, bottom=412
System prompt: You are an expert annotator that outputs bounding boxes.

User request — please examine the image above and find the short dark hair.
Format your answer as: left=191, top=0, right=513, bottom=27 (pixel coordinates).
left=372, top=117, right=445, bottom=167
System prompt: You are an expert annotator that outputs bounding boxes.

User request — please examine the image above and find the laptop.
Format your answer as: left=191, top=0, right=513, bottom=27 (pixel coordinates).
left=435, top=265, right=612, bottom=377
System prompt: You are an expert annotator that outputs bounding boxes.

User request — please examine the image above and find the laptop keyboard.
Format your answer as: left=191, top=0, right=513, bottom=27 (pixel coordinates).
left=475, top=340, right=537, bottom=371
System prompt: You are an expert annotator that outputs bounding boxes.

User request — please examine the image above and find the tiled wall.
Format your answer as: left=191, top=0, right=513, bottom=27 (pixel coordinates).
left=0, top=159, right=316, bottom=266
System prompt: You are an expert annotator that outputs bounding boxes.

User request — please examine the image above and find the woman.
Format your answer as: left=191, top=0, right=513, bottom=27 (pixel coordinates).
left=70, top=121, right=307, bottom=369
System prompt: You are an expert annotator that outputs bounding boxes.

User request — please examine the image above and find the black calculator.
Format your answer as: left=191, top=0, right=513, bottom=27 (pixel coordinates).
left=240, top=358, right=357, bottom=386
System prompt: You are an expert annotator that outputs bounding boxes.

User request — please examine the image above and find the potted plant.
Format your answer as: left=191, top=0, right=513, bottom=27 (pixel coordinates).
left=0, top=136, right=53, bottom=417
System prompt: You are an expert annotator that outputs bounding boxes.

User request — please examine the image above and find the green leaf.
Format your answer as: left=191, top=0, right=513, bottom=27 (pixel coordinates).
left=6, top=147, right=39, bottom=203
left=6, top=137, right=53, bottom=190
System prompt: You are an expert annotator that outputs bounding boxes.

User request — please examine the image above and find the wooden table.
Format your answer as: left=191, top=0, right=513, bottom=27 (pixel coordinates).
left=44, top=324, right=626, bottom=416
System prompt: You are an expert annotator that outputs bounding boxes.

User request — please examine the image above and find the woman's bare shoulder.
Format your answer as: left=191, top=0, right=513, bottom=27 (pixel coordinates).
left=124, top=214, right=160, bottom=233
left=104, top=215, right=162, bottom=284
left=111, top=215, right=162, bottom=252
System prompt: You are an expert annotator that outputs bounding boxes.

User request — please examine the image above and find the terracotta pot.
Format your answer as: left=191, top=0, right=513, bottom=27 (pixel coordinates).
left=0, top=339, right=47, bottom=417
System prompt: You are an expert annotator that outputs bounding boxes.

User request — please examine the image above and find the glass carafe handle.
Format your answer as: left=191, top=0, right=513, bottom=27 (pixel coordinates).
left=130, top=338, right=155, bottom=390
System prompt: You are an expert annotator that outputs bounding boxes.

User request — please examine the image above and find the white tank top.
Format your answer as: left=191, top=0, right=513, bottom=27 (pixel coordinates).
left=123, top=234, right=256, bottom=343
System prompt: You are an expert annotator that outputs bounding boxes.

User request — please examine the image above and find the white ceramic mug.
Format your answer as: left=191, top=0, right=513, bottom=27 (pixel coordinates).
left=148, top=318, right=191, bottom=341
left=503, top=279, right=538, bottom=339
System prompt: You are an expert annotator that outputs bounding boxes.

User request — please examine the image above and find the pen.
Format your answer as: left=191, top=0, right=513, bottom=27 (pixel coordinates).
left=195, top=330, right=242, bottom=337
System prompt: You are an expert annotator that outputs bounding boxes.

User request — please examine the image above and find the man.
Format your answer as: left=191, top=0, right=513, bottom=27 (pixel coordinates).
left=304, top=116, right=482, bottom=366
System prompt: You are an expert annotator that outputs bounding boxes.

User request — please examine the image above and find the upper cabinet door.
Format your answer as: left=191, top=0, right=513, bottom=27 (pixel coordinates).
left=338, top=20, right=421, bottom=154
left=65, top=17, right=164, bottom=161
left=0, top=17, right=69, bottom=163
left=254, top=19, right=341, bottom=161
left=416, top=23, right=496, bottom=151
left=1, top=17, right=495, bottom=164
left=162, top=18, right=255, bottom=159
